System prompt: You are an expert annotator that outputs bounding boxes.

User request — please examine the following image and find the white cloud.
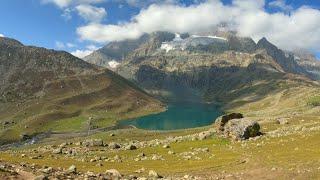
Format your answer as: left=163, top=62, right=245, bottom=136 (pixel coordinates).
left=120, top=0, right=175, bottom=7
left=0, top=34, right=4, bottom=37
left=56, top=41, right=77, bottom=49
left=42, top=0, right=72, bottom=8
left=71, top=49, right=93, bottom=58
left=55, top=41, right=65, bottom=49
left=75, top=4, right=107, bottom=22
left=61, top=8, right=73, bottom=20
left=70, top=44, right=99, bottom=58
left=67, top=43, right=76, bottom=48
left=42, top=0, right=104, bottom=8
left=86, top=44, right=100, bottom=50
left=77, top=0, right=320, bottom=52
left=268, top=0, right=293, bottom=12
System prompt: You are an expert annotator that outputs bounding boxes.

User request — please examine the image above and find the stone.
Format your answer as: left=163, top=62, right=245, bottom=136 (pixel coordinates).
left=223, top=118, right=261, bottom=140
left=138, top=153, right=146, bottom=157
left=82, top=139, right=103, bottom=147
left=109, top=142, right=121, bottom=149
left=67, top=165, right=77, bottom=173
left=106, top=169, right=121, bottom=178
left=276, top=118, right=289, bottom=125
left=126, top=144, right=137, bottom=150
left=96, top=163, right=103, bottom=167
left=163, top=144, right=170, bottom=148
left=149, top=170, right=161, bottom=178
left=135, top=167, right=145, bottom=173
left=20, top=133, right=31, bottom=141
left=59, top=143, right=67, bottom=147
left=34, top=175, right=46, bottom=180
left=52, top=148, right=62, bottom=154
left=138, top=178, right=147, bottom=180
left=41, top=167, right=53, bottom=173
left=168, top=151, right=175, bottom=155
left=198, top=131, right=212, bottom=140
left=215, top=113, right=244, bottom=133
left=2, top=121, right=10, bottom=126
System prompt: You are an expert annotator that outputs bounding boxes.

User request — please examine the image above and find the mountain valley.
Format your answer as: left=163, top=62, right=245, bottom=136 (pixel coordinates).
left=0, top=33, right=320, bottom=179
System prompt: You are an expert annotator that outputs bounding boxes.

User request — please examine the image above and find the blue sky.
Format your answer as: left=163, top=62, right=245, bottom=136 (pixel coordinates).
left=0, top=0, right=319, bottom=59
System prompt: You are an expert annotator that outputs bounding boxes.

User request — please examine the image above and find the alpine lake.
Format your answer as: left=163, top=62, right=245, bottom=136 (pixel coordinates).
left=118, top=102, right=222, bottom=130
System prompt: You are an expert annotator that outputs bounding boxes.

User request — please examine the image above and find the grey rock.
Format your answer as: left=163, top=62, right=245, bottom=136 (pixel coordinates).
left=215, top=113, right=244, bottom=133
left=149, top=170, right=162, bottom=178
left=82, top=139, right=103, bottom=147
left=276, top=118, right=289, bottom=125
left=223, top=118, right=261, bottom=140
left=109, top=142, right=121, bottom=149
left=106, top=169, right=121, bottom=178
left=125, top=144, right=137, bottom=150
left=34, top=175, right=47, bottom=180
left=52, top=148, right=62, bottom=154
left=67, top=165, right=77, bottom=173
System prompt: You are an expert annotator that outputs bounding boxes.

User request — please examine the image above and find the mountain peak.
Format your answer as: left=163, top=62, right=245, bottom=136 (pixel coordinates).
left=257, top=37, right=279, bottom=54
left=257, top=37, right=273, bottom=47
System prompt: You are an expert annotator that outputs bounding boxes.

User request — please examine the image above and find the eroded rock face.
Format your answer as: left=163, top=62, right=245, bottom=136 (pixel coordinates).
left=215, top=113, right=260, bottom=140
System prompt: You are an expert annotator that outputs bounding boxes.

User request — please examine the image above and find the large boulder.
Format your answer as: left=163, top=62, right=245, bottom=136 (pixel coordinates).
left=214, top=113, right=261, bottom=140
left=106, top=169, right=122, bottom=179
left=223, top=118, right=260, bottom=140
left=215, top=113, right=244, bottom=132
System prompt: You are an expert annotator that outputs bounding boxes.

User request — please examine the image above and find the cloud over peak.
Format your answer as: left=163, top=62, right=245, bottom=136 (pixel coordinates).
left=76, top=0, right=320, bottom=52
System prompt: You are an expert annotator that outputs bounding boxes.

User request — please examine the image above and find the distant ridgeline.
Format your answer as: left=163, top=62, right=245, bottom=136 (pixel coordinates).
left=84, top=31, right=320, bottom=104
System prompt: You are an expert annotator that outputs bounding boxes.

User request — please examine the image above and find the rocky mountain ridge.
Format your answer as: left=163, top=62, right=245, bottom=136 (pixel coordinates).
left=84, top=31, right=319, bottom=79
left=0, top=37, right=163, bottom=144
left=84, top=31, right=319, bottom=104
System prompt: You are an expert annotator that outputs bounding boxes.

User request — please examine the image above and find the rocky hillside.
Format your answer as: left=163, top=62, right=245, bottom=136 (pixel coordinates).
left=0, top=37, right=163, bottom=144
left=83, top=32, right=178, bottom=68
left=0, top=37, right=98, bottom=102
left=84, top=31, right=319, bottom=105
left=291, top=50, right=320, bottom=79
left=102, top=32, right=317, bottom=104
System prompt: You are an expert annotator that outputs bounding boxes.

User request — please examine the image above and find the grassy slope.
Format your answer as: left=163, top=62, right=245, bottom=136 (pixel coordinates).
left=0, top=70, right=164, bottom=144
left=0, top=79, right=319, bottom=179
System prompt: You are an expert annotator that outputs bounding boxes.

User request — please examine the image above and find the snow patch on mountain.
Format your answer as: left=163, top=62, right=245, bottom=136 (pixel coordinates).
left=190, top=35, right=227, bottom=41
left=160, top=33, right=228, bottom=53
left=161, top=43, right=176, bottom=52
left=108, top=60, right=120, bottom=68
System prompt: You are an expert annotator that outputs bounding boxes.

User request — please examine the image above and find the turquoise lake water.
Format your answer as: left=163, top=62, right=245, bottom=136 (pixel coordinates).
left=118, top=103, right=222, bottom=130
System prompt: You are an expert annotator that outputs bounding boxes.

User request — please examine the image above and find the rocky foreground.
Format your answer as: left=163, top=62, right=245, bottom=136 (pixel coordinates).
left=0, top=112, right=320, bottom=179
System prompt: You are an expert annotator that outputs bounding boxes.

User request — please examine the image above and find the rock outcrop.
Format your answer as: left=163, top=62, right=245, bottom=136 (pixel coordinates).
left=215, top=113, right=244, bottom=132
left=223, top=118, right=261, bottom=140
left=215, top=113, right=261, bottom=140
